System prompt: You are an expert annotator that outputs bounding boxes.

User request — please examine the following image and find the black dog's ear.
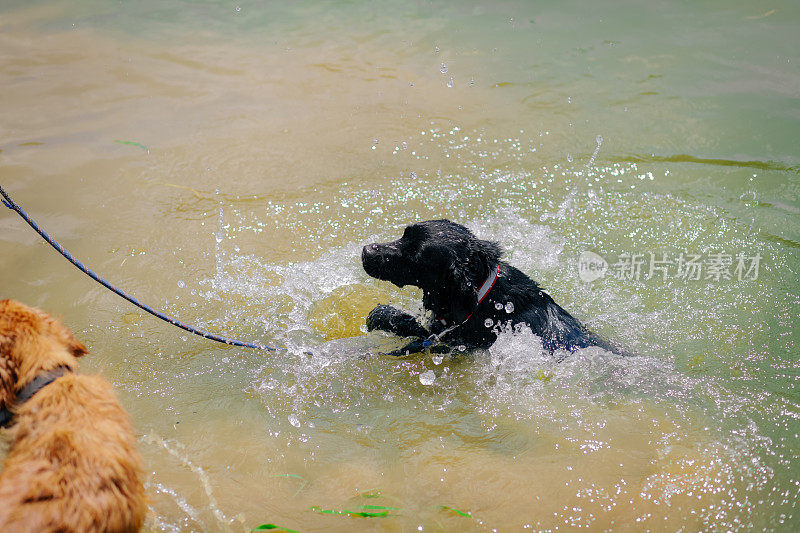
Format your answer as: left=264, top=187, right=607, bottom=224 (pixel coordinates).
left=474, top=237, right=503, bottom=270
left=443, top=253, right=478, bottom=324
left=443, top=237, right=503, bottom=324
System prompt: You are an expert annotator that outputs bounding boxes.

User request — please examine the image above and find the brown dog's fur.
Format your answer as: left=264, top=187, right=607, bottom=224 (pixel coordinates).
left=0, top=299, right=145, bottom=532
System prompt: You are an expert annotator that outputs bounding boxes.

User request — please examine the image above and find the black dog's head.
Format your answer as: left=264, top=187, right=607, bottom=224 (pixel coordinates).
left=362, top=220, right=502, bottom=322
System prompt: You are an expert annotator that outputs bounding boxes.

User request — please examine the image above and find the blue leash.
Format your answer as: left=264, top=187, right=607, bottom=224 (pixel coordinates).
left=1, top=185, right=275, bottom=351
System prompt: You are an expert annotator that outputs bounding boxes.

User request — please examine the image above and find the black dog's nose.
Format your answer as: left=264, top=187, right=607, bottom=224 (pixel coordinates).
left=362, top=244, right=378, bottom=262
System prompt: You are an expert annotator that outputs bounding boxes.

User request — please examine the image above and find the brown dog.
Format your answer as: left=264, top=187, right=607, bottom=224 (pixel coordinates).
left=0, top=299, right=145, bottom=532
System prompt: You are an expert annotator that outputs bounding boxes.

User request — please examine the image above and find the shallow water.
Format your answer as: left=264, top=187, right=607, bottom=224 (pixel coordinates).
left=1, top=1, right=799, bottom=531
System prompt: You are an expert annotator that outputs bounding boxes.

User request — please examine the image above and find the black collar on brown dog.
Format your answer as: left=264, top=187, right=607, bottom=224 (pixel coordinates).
left=0, top=366, right=71, bottom=428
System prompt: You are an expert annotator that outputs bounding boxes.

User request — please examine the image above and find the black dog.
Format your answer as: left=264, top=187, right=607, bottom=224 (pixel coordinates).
left=362, top=219, right=627, bottom=356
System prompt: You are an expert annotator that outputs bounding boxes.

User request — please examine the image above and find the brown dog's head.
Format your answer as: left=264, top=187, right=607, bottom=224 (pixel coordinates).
left=0, top=299, right=86, bottom=410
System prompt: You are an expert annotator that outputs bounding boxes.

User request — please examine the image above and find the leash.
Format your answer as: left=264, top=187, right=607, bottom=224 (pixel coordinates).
left=1, top=185, right=275, bottom=351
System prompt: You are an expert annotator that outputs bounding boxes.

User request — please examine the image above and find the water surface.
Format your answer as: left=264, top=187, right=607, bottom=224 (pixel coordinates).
left=1, top=1, right=798, bottom=531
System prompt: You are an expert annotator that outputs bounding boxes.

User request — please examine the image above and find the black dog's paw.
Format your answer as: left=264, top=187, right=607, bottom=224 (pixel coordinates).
left=366, top=305, right=429, bottom=338
left=384, top=339, right=454, bottom=357
left=366, top=304, right=405, bottom=331
left=384, top=338, right=427, bottom=357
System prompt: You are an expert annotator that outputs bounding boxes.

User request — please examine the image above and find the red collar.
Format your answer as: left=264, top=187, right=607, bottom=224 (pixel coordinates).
left=440, top=263, right=501, bottom=326
left=475, top=263, right=500, bottom=306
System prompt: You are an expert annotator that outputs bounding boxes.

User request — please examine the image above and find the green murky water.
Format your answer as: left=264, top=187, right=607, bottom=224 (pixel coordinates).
left=1, top=1, right=798, bottom=531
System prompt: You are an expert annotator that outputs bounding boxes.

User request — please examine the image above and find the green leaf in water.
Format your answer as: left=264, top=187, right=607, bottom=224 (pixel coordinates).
left=114, top=140, right=149, bottom=152
left=350, top=510, right=390, bottom=518
left=270, top=473, right=304, bottom=481
left=438, top=505, right=473, bottom=518
left=310, top=506, right=391, bottom=518
left=251, top=524, right=299, bottom=532
left=360, top=504, right=402, bottom=511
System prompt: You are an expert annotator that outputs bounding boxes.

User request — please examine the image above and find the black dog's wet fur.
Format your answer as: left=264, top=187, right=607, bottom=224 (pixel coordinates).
left=362, top=219, right=627, bottom=357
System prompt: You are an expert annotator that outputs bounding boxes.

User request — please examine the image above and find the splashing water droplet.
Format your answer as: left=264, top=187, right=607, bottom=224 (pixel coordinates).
left=505, top=302, right=515, bottom=313
left=288, top=414, right=300, bottom=427
left=484, top=318, right=494, bottom=328
left=420, top=370, right=436, bottom=385
left=457, top=345, right=467, bottom=351
left=495, top=302, right=504, bottom=310
left=177, top=280, right=185, bottom=288
left=440, top=63, right=448, bottom=74
left=567, top=153, right=573, bottom=163
left=432, top=355, right=444, bottom=365
left=409, top=171, right=417, bottom=179
left=446, top=77, right=454, bottom=88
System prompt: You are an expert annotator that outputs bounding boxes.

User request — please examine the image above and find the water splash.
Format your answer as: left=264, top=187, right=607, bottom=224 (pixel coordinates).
left=142, top=434, right=233, bottom=528
left=587, top=134, right=603, bottom=167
